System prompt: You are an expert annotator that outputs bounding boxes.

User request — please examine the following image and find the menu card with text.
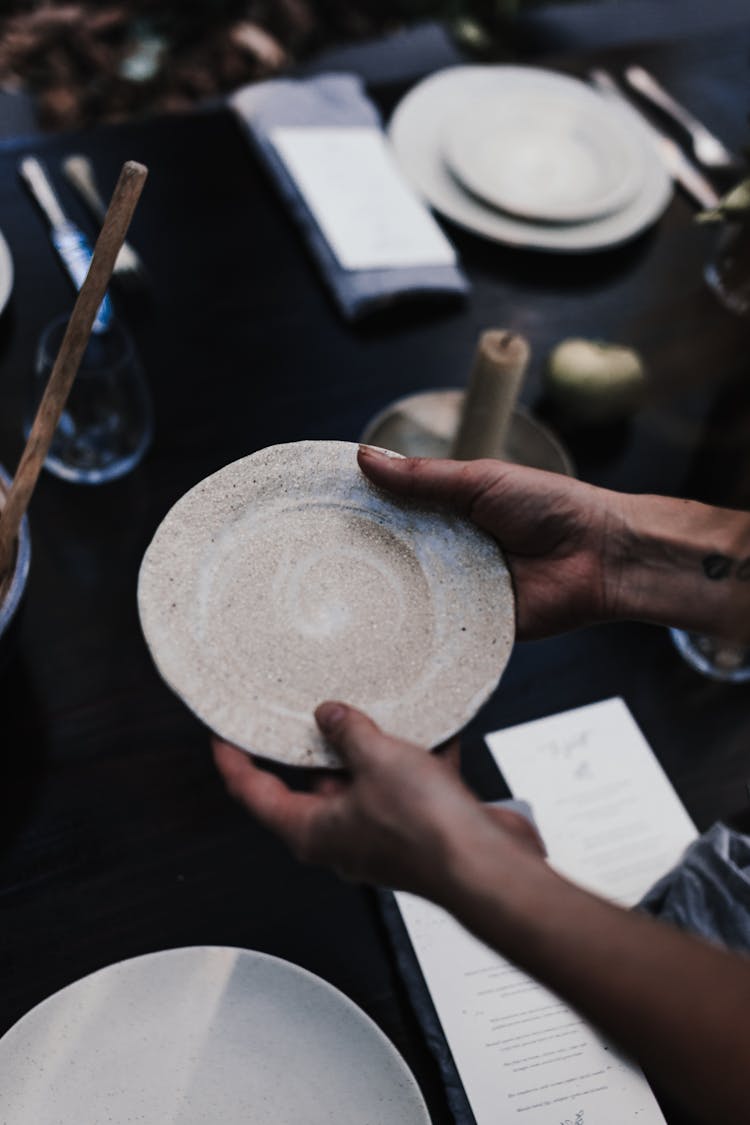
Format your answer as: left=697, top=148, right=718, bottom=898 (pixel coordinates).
left=395, top=699, right=697, bottom=1124
left=486, top=698, right=697, bottom=907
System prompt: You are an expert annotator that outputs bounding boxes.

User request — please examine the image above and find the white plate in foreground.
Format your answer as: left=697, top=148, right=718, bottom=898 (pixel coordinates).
left=390, top=66, right=672, bottom=252
left=138, top=441, right=514, bottom=768
left=0, top=946, right=431, bottom=1124
left=443, top=84, right=645, bottom=222
left=0, top=229, right=14, bottom=318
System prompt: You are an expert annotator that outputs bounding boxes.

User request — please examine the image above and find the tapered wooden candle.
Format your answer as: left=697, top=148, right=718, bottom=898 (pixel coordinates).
left=451, top=330, right=530, bottom=461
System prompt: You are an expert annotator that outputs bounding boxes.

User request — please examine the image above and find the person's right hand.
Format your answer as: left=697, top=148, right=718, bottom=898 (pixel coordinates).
left=213, top=701, right=545, bottom=900
left=358, top=446, right=629, bottom=640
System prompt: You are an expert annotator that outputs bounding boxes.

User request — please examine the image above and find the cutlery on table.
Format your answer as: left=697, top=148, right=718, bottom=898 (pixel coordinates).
left=63, top=155, right=146, bottom=286
left=624, top=65, right=742, bottom=173
left=589, top=69, right=720, bottom=211
left=19, top=155, right=113, bottom=332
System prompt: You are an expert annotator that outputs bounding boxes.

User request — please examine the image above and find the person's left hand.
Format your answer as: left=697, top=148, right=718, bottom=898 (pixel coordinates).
left=212, top=702, right=544, bottom=901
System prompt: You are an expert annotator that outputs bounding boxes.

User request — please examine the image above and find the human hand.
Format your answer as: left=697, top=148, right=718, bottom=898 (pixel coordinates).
left=359, top=446, right=750, bottom=642
left=213, top=701, right=544, bottom=900
left=358, top=446, right=627, bottom=639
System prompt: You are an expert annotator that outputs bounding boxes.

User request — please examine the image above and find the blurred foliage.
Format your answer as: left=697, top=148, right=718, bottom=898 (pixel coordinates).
left=0, top=0, right=579, bottom=129
left=2, top=0, right=566, bottom=44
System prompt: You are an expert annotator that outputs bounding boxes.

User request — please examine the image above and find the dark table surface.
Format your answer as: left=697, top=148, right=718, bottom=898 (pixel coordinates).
left=1, top=24, right=749, bottom=1125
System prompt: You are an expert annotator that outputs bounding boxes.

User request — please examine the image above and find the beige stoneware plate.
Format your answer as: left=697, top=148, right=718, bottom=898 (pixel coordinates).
left=138, top=440, right=515, bottom=767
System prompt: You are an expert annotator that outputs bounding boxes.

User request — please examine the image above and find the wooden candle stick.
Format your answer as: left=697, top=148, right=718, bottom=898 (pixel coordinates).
left=0, top=160, right=148, bottom=593
left=450, top=330, right=530, bottom=461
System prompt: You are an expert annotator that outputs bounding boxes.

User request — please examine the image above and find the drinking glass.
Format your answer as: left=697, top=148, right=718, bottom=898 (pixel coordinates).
left=670, top=628, right=750, bottom=684
left=25, top=315, right=153, bottom=484
left=705, top=218, right=750, bottom=318
left=0, top=463, right=31, bottom=664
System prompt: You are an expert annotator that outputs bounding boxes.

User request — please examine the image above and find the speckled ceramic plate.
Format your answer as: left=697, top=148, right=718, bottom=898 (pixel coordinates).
left=138, top=440, right=515, bottom=767
left=0, top=946, right=431, bottom=1124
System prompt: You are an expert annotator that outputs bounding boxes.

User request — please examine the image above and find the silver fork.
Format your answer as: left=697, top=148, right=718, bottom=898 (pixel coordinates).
left=624, top=65, right=742, bottom=172
left=589, top=69, right=720, bottom=210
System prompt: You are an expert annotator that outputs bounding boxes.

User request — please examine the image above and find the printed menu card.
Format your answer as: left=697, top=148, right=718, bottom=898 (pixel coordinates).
left=395, top=698, right=698, bottom=1124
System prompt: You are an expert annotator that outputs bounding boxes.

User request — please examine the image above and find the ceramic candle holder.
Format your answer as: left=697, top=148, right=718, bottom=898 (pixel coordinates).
left=361, top=391, right=574, bottom=475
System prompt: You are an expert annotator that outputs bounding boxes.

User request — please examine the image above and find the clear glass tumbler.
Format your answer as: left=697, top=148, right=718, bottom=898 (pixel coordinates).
left=670, top=628, right=750, bottom=684
left=705, top=218, right=750, bottom=318
left=25, top=315, right=154, bottom=484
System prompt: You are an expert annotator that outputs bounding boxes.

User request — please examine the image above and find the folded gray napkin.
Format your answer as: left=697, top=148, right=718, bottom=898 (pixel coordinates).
left=230, top=73, right=469, bottom=320
left=639, top=822, right=750, bottom=952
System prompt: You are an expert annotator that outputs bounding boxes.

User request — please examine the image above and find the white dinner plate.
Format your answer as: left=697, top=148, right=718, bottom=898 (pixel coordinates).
left=138, top=441, right=515, bottom=768
left=0, top=229, right=14, bottom=318
left=390, top=66, right=673, bottom=253
left=0, top=946, right=431, bottom=1124
left=442, top=84, right=645, bottom=222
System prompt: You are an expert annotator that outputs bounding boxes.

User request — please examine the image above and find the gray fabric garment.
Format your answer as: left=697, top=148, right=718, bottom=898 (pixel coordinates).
left=639, top=822, right=750, bottom=952
left=230, top=73, right=469, bottom=320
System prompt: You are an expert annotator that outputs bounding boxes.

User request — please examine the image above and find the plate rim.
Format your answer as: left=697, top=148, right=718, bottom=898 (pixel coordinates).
left=0, top=229, right=14, bottom=318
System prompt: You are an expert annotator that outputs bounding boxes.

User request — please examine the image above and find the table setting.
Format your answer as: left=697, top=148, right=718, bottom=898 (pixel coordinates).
left=389, top=63, right=676, bottom=253
left=0, top=15, right=749, bottom=1125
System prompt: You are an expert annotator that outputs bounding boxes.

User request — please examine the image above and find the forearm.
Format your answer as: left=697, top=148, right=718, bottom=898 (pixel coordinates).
left=439, top=826, right=750, bottom=1124
left=609, top=494, right=750, bottom=641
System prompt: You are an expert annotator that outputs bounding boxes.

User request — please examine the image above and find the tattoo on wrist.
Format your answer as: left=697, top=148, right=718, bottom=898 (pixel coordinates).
left=702, top=553, right=750, bottom=581
left=702, top=554, right=732, bottom=580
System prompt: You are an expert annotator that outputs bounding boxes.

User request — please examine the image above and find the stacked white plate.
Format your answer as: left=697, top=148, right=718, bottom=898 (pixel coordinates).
left=389, top=66, right=672, bottom=252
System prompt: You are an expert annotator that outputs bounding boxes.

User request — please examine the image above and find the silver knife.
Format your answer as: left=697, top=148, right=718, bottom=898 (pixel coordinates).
left=589, top=68, right=720, bottom=211
left=19, top=155, right=113, bottom=332
left=63, top=155, right=145, bottom=284
left=624, top=65, right=741, bottom=172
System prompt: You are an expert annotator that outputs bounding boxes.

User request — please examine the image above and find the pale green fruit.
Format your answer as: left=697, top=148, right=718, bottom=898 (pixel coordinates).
left=545, top=338, right=646, bottom=423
